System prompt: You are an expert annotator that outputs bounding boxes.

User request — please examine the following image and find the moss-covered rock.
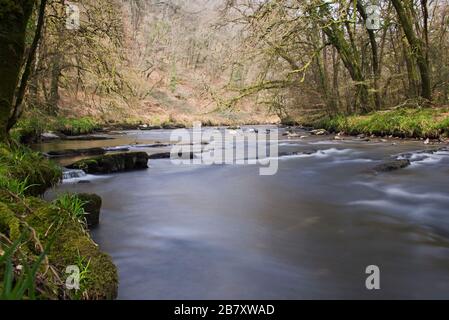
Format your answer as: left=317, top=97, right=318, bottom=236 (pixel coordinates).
left=77, top=193, right=102, bottom=228
left=67, top=152, right=149, bottom=174
left=0, top=144, right=117, bottom=300
left=0, top=191, right=118, bottom=299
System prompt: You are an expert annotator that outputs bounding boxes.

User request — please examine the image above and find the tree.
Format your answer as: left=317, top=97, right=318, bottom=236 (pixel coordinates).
left=390, top=0, right=431, bottom=100
left=0, top=0, right=37, bottom=139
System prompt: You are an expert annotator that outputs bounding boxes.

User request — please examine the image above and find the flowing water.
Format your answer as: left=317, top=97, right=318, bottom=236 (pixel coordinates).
left=37, top=127, right=449, bottom=299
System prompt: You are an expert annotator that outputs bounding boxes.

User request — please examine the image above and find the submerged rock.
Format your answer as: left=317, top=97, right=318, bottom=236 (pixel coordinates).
left=149, top=152, right=195, bottom=160
left=67, top=152, right=149, bottom=174
left=372, top=159, right=411, bottom=172
left=397, top=147, right=448, bottom=160
left=148, top=152, right=171, bottom=159
left=103, top=146, right=130, bottom=152
left=78, top=193, right=102, bottom=228
left=279, top=150, right=317, bottom=157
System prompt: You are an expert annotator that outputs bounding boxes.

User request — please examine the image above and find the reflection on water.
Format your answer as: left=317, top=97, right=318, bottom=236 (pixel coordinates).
left=43, top=128, right=449, bottom=299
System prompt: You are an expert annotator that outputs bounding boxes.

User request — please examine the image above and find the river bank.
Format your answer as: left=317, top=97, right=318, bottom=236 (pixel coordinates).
left=307, top=107, right=449, bottom=140
left=0, top=143, right=118, bottom=299
left=13, top=113, right=278, bottom=145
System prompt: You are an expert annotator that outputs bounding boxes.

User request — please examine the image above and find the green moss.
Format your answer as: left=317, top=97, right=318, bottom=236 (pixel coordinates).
left=52, top=227, right=118, bottom=299
left=1, top=192, right=118, bottom=299
left=0, top=202, right=21, bottom=241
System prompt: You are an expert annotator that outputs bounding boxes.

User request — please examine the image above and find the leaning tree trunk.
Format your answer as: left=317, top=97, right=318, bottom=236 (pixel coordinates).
left=0, top=0, right=36, bottom=139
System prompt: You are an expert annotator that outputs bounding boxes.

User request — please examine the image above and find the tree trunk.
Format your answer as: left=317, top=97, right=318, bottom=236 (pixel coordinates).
left=323, top=26, right=371, bottom=113
left=49, top=52, right=62, bottom=114
left=0, top=0, right=36, bottom=139
left=7, top=0, right=47, bottom=130
left=357, top=2, right=381, bottom=109
left=391, top=0, right=432, bottom=100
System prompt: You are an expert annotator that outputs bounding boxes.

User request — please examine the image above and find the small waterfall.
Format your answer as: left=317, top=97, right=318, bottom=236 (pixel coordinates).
left=62, top=169, right=87, bottom=180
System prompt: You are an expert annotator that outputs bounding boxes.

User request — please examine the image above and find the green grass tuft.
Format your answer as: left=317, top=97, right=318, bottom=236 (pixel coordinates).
left=0, top=143, right=62, bottom=196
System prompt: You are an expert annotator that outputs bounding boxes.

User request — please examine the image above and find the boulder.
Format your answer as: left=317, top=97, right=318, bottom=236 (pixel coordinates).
left=41, top=132, right=62, bottom=141
left=279, top=150, right=317, bottom=157
left=67, top=152, right=149, bottom=174
left=372, top=159, right=411, bottom=173
left=77, top=193, right=102, bottom=228
left=310, top=129, right=328, bottom=136
left=282, top=131, right=302, bottom=138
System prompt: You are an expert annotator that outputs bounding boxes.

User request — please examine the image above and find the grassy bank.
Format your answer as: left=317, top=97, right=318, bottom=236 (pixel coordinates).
left=0, top=143, right=118, bottom=299
left=14, top=115, right=101, bottom=143
left=311, top=107, right=449, bottom=139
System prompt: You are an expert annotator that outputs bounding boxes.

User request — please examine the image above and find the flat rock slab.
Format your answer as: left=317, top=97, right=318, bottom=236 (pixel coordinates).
left=149, top=152, right=195, bottom=160
left=67, top=152, right=149, bottom=174
left=46, top=147, right=106, bottom=158
left=63, top=135, right=114, bottom=141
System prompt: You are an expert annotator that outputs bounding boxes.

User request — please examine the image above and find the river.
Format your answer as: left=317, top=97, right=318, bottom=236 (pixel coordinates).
left=35, top=127, right=449, bottom=299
